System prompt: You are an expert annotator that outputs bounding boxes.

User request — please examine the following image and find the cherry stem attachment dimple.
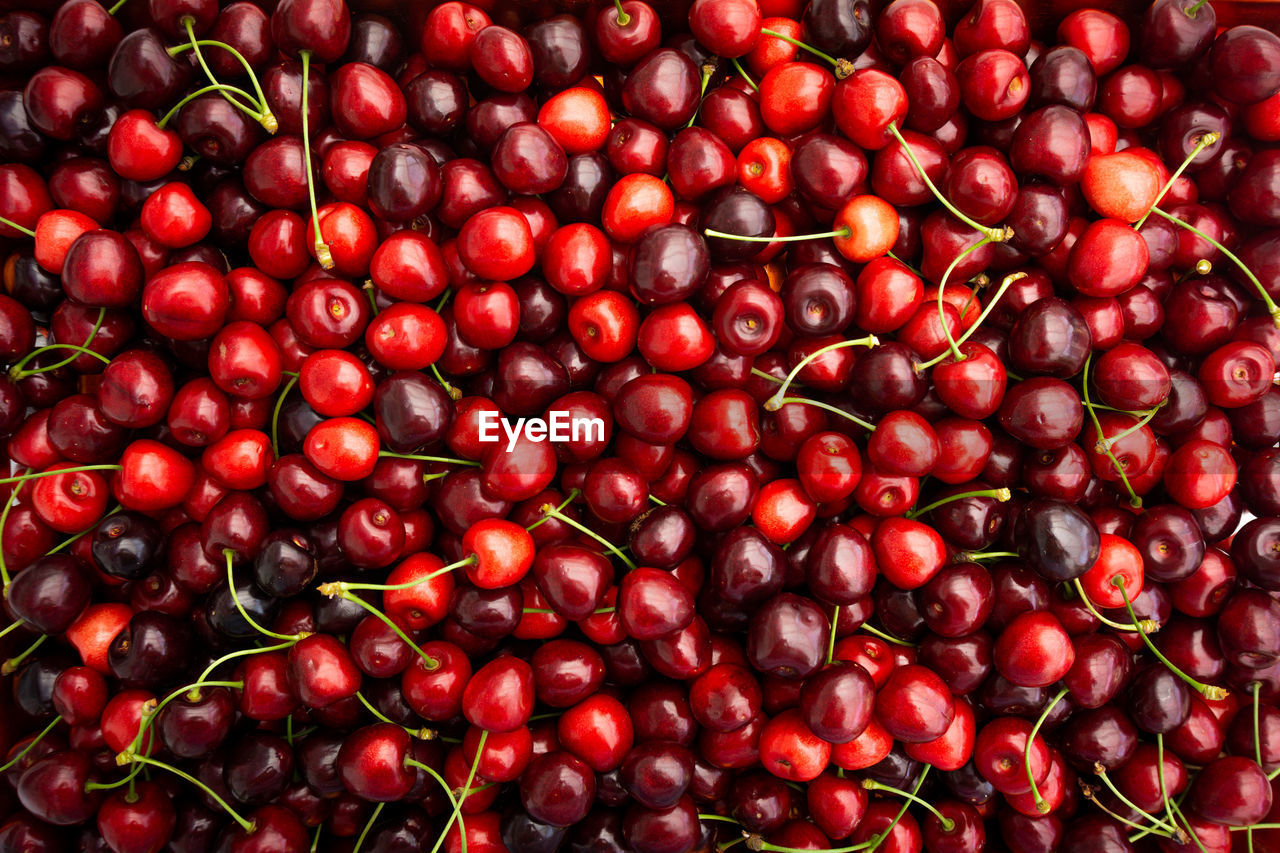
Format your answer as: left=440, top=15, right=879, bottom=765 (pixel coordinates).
left=862, top=778, right=955, bottom=831
left=539, top=500, right=637, bottom=570
left=765, top=335, right=878, bottom=411
left=1114, top=577, right=1226, bottom=700
left=1147, top=205, right=1280, bottom=328
left=612, top=0, right=630, bottom=26
left=885, top=123, right=1011, bottom=243
left=907, top=487, right=1012, bottom=520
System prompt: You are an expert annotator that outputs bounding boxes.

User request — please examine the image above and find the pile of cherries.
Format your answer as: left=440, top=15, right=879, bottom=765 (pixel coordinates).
left=2, top=0, right=1280, bottom=849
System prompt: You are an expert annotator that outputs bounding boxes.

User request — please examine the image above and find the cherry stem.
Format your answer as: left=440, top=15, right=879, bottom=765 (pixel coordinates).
left=429, top=364, right=461, bottom=401
left=1147, top=205, right=1280, bottom=328
left=730, top=57, right=759, bottom=91
left=959, top=550, right=1020, bottom=561
left=1080, top=782, right=1178, bottom=838
left=1024, top=688, right=1067, bottom=813
left=429, top=729, right=486, bottom=853
left=181, top=22, right=263, bottom=118
left=121, top=679, right=243, bottom=761
left=123, top=754, right=256, bottom=833
left=157, top=82, right=256, bottom=129
left=377, top=450, right=480, bottom=467
left=0, top=463, right=121, bottom=487
left=352, top=801, right=384, bottom=853
left=107, top=0, right=128, bottom=13
left=907, top=487, right=1012, bottom=519
left=648, top=494, right=667, bottom=506
left=224, top=550, right=306, bottom=642
left=10, top=307, right=107, bottom=379
left=1156, top=733, right=1181, bottom=838
left=539, top=501, right=637, bottom=570
left=325, top=557, right=480, bottom=597
left=1082, top=351, right=1142, bottom=508
left=934, top=235, right=995, bottom=361
left=1255, top=682, right=1265, bottom=766
left=612, top=0, right=630, bottom=26
left=1070, top=578, right=1153, bottom=633
left=0, top=619, right=24, bottom=639
left=765, top=335, right=878, bottom=411
left=331, top=590, right=440, bottom=670
left=404, top=759, right=469, bottom=853
left=750, top=367, right=783, bottom=384
left=827, top=606, right=839, bottom=665
left=526, top=489, right=579, bottom=532
left=860, top=623, right=916, bottom=648
left=1, top=633, right=45, bottom=675
left=862, top=778, right=955, bottom=831
left=759, top=27, right=840, bottom=69
left=0, top=715, right=62, bottom=773
left=885, top=123, right=1011, bottom=243
left=0, top=467, right=32, bottom=590
left=197, top=638, right=299, bottom=685
left=269, top=374, right=298, bottom=458
left=705, top=226, right=847, bottom=244
left=1091, top=767, right=1182, bottom=836
left=686, top=60, right=718, bottom=129
left=698, top=815, right=742, bottom=825
left=864, top=765, right=932, bottom=853
left=1169, top=798, right=1212, bottom=853
left=1135, top=132, right=1221, bottom=230
left=1095, top=403, right=1164, bottom=453
left=298, top=50, right=333, bottom=269
left=1114, top=577, right=1226, bottom=699
left=0, top=215, right=35, bottom=238
left=917, top=271, right=1028, bottom=370
left=177, top=20, right=275, bottom=131
left=770, top=395, right=877, bottom=432
left=354, top=691, right=430, bottom=739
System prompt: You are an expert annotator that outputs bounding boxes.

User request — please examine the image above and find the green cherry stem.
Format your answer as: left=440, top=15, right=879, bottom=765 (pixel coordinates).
left=958, top=550, right=1020, bottom=561
left=1071, top=578, right=1153, bottom=633
left=862, top=778, right=955, bottom=831
left=1170, top=798, right=1212, bottom=853
left=177, top=18, right=276, bottom=131
left=0, top=715, right=62, bottom=773
left=322, top=556, right=480, bottom=596
left=1079, top=782, right=1178, bottom=838
left=1134, top=132, right=1221, bottom=230
left=730, top=57, right=759, bottom=91
left=758, top=28, right=850, bottom=77
left=1156, top=733, right=1180, bottom=839
left=1025, top=688, right=1068, bottom=813
left=827, top=606, right=839, bottom=665
left=885, top=123, right=1011, bottom=243
left=197, top=638, right=300, bottom=685
left=1255, top=682, right=1265, bottom=767
left=1082, top=351, right=1142, bottom=508
left=1147, top=206, right=1280, bottom=327
left=1091, top=766, right=1183, bottom=836
left=526, top=489, right=579, bottom=533
left=224, top=550, right=305, bottom=642
left=770, top=396, right=877, bottom=432
left=429, top=729, right=486, bottom=853
left=9, top=307, right=106, bottom=379
left=0, top=464, right=122, bottom=487
left=863, top=765, right=932, bottom=853
left=916, top=271, right=1028, bottom=370
left=330, top=590, right=440, bottom=670
left=377, top=450, right=480, bottom=467
left=181, top=22, right=262, bottom=117
left=0, top=215, right=35, bottom=238
left=404, top=759, right=468, bottom=853
left=270, top=374, right=299, bottom=458
left=298, top=50, right=333, bottom=269
left=1, top=633, right=47, bottom=675
left=686, top=60, right=718, bottom=129
left=859, top=623, right=916, bottom=648
left=1115, top=577, right=1227, bottom=700
left=1095, top=402, right=1165, bottom=453
left=704, top=226, right=848, bottom=243
left=0, top=468, right=32, bottom=590
left=765, top=335, right=879, bottom=411
left=932, top=235, right=994, bottom=362
left=906, top=487, right=1012, bottom=520
left=0, top=619, right=25, bottom=640
left=538, top=499, right=637, bottom=570
left=120, top=754, right=256, bottom=833
left=352, top=802, right=384, bottom=853
left=121, top=679, right=243, bottom=761
left=612, top=0, right=631, bottom=26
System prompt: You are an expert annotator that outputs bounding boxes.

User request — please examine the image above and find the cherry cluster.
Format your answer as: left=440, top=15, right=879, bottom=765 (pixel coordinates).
left=0, top=0, right=1279, bottom=850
